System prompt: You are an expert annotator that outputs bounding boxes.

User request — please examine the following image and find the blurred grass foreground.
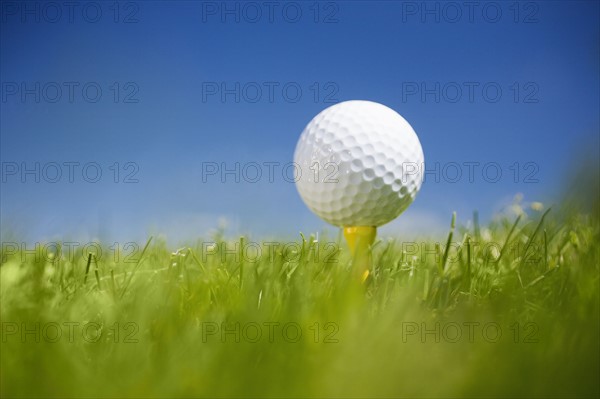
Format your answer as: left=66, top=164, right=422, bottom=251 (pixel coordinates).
left=1, top=198, right=598, bottom=398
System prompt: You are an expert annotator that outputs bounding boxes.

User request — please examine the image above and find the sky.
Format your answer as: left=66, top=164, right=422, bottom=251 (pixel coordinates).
left=1, top=0, right=599, bottom=243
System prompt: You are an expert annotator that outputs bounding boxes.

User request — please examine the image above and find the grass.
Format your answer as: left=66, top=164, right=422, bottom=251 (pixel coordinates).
left=1, top=203, right=599, bottom=398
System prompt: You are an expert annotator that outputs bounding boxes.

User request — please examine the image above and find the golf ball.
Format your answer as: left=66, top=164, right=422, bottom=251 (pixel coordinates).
left=294, top=100, right=424, bottom=227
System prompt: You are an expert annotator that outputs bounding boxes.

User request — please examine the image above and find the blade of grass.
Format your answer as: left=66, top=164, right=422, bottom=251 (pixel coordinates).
left=120, top=236, right=153, bottom=298
left=239, top=236, right=244, bottom=290
left=519, top=208, right=551, bottom=269
left=84, top=252, right=92, bottom=284
left=441, top=212, right=456, bottom=274
left=466, top=236, right=471, bottom=293
left=453, top=233, right=469, bottom=274
left=497, top=214, right=522, bottom=263
left=110, top=269, right=117, bottom=297
left=423, top=268, right=430, bottom=300
left=182, top=249, right=192, bottom=293
left=188, top=248, right=207, bottom=273
left=473, top=210, right=480, bottom=240
left=544, top=229, right=548, bottom=270
left=525, top=265, right=559, bottom=289
left=94, top=263, right=101, bottom=290
left=299, top=232, right=307, bottom=262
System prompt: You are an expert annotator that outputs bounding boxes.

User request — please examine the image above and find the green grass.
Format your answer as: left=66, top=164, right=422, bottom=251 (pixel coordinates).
left=1, top=205, right=599, bottom=398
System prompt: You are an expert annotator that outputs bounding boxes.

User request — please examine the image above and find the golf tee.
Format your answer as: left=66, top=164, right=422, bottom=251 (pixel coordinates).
left=343, top=226, right=376, bottom=282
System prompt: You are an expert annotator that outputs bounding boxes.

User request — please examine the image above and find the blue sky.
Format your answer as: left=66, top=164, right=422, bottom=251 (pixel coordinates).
left=1, top=1, right=599, bottom=243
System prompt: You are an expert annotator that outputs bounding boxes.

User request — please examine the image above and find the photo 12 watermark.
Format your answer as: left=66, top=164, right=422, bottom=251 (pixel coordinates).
left=201, top=81, right=339, bottom=104
left=401, top=81, right=540, bottom=104
left=395, top=238, right=548, bottom=266
left=1, top=241, right=141, bottom=264
left=0, top=1, right=140, bottom=24
left=1, top=82, right=140, bottom=104
left=1, top=161, right=140, bottom=184
left=399, top=2, right=540, bottom=24
left=200, top=321, right=339, bottom=343
left=1, top=321, right=139, bottom=344
left=200, top=1, right=340, bottom=24
left=399, top=321, right=539, bottom=343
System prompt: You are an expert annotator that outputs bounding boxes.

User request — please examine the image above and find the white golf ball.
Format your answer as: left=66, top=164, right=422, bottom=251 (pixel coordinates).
left=294, top=100, right=424, bottom=227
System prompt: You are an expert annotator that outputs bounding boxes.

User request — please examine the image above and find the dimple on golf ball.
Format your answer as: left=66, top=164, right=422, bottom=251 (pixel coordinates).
left=294, top=100, right=424, bottom=227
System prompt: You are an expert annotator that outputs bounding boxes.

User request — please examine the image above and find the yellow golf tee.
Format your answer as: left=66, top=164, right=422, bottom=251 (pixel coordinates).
left=343, top=226, right=376, bottom=282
